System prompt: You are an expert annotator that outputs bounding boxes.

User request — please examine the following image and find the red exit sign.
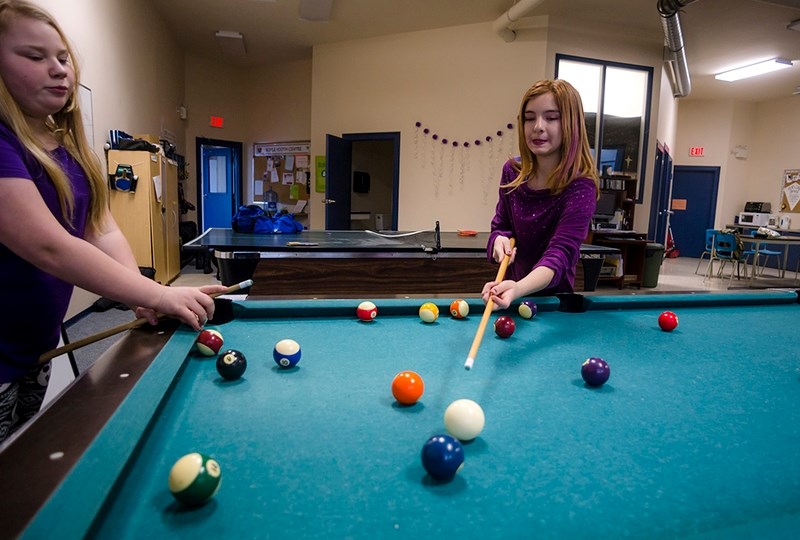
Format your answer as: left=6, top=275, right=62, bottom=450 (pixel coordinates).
left=689, top=146, right=705, bottom=157
left=209, top=116, right=224, bottom=128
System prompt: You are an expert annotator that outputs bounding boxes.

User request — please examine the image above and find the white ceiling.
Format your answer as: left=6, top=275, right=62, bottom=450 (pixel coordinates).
left=148, top=0, right=800, bottom=102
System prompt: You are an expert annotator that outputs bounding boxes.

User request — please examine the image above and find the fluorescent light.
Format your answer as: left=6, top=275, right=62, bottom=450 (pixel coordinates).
left=715, top=58, right=793, bottom=82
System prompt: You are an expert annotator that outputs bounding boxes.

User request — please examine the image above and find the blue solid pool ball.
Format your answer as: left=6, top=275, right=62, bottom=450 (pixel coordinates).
left=581, top=357, right=610, bottom=387
left=421, top=434, right=464, bottom=480
left=273, top=338, right=302, bottom=368
left=216, top=349, right=247, bottom=380
left=518, top=300, right=538, bottom=319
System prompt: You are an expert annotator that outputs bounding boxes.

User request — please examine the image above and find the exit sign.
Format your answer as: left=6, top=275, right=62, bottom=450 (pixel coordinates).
left=209, top=116, right=224, bottom=128
left=689, top=146, right=704, bottom=157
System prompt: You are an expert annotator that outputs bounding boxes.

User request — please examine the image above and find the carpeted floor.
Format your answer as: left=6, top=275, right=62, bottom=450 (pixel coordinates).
left=63, top=303, right=137, bottom=374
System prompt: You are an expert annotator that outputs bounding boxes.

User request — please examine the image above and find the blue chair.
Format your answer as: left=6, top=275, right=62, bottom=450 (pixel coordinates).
left=705, top=231, right=751, bottom=287
left=695, top=229, right=716, bottom=275
left=747, top=230, right=783, bottom=277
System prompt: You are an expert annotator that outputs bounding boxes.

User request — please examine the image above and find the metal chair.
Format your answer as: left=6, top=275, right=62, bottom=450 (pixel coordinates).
left=695, top=228, right=716, bottom=275
left=747, top=230, right=783, bottom=277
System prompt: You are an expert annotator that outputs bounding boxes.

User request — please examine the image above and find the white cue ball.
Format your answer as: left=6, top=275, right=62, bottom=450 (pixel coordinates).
left=444, top=399, right=485, bottom=441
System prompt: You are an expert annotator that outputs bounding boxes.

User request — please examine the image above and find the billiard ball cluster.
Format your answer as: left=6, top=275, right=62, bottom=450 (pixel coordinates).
left=389, top=366, right=486, bottom=481
left=178, top=300, right=682, bottom=502
left=181, top=328, right=305, bottom=506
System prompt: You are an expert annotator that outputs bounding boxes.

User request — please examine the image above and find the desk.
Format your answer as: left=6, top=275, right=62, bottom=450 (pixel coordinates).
left=589, top=230, right=649, bottom=288
left=185, top=228, right=619, bottom=296
left=727, top=225, right=800, bottom=286
left=5, top=292, right=800, bottom=538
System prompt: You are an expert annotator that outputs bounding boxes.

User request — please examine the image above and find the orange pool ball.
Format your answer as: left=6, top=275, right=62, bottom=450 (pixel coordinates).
left=391, top=370, right=425, bottom=405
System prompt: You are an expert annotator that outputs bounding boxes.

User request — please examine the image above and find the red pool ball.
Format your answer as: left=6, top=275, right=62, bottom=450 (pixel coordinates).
left=581, top=357, right=610, bottom=387
left=658, top=311, right=679, bottom=332
left=494, top=316, right=515, bottom=338
left=356, top=301, right=378, bottom=322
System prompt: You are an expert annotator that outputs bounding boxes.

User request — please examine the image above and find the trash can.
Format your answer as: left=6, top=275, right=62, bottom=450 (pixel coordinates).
left=642, top=242, right=665, bottom=287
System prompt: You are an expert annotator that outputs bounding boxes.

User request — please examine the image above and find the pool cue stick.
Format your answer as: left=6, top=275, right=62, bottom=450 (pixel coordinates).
left=464, top=238, right=515, bottom=371
left=38, top=279, right=253, bottom=365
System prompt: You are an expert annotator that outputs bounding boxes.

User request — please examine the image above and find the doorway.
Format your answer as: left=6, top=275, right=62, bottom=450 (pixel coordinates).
left=196, top=137, right=243, bottom=231
left=325, top=132, right=399, bottom=230
left=669, top=166, right=720, bottom=258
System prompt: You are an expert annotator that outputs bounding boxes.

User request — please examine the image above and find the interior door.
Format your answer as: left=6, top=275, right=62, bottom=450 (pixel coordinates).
left=669, top=166, right=720, bottom=257
left=325, top=134, right=352, bottom=229
left=197, top=138, right=242, bottom=231
left=648, top=144, right=673, bottom=245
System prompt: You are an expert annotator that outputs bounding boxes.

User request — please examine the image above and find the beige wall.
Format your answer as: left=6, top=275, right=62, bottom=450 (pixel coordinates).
left=310, top=22, right=547, bottom=231
left=751, top=96, right=800, bottom=219
left=181, top=54, right=248, bottom=225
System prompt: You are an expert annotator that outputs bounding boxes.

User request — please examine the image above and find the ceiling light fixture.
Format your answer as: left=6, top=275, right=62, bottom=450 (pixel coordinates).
left=714, top=58, right=793, bottom=82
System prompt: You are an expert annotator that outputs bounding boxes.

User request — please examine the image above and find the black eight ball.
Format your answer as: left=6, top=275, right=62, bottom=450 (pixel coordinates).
left=216, top=349, right=247, bottom=380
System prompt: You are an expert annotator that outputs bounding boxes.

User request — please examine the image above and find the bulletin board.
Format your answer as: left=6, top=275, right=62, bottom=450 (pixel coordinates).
left=253, top=141, right=311, bottom=213
left=780, top=169, right=800, bottom=213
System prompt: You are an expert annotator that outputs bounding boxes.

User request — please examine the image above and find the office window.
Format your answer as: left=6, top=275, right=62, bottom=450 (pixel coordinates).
left=556, top=55, right=653, bottom=202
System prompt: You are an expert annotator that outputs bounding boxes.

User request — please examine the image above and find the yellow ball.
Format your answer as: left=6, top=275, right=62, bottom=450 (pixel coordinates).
left=418, top=302, right=439, bottom=323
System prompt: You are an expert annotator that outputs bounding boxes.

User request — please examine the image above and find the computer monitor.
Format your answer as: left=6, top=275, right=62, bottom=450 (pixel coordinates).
left=594, top=191, right=618, bottom=218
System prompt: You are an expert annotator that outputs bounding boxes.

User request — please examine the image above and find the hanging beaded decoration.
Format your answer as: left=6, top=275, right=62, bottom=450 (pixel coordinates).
left=414, top=120, right=515, bottom=201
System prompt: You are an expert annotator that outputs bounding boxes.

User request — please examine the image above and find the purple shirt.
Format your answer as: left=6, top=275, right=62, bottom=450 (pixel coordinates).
left=487, top=159, right=597, bottom=296
left=0, top=123, right=91, bottom=382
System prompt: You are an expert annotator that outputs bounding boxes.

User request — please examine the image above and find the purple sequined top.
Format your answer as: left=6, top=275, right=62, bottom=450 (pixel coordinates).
left=0, top=123, right=91, bottom=382
left=487, top=159, right=597, bottom=296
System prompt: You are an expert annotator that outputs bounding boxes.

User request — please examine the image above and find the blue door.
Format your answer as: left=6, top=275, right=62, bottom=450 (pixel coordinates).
left=648, top=144, right=673, bottom=246
left=669, top=166, right=720, bottom=257
left=197, top=138, right=242, bottom=231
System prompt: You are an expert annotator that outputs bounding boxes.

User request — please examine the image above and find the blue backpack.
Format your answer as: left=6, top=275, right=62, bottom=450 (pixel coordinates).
left=231, top=205, right=266, bottom=233
left=232, top=205, right=304, bottom=234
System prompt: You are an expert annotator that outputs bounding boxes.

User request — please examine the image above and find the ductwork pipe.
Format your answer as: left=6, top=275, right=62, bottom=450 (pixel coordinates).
left=493, top=0, right=546, bottom=42
left=658, top=0, right=700, bottom=97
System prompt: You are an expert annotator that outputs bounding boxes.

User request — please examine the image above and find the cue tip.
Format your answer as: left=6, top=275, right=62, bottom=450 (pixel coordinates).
left=464, top=357, right=474, bottom=370
left=237, top=279, right=253, bottom=290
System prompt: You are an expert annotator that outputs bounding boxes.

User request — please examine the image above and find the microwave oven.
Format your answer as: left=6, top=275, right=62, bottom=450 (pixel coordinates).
left=738, top=212, right=773, bottom=226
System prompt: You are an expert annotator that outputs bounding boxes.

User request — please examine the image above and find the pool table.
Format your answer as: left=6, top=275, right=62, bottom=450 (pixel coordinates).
left=3, top=291, right=800, bottom=539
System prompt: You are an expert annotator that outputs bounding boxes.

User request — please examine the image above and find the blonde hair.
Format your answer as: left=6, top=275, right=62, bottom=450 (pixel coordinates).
left=0, top=0, right=107, bottom=232
left=506, top=79, right=599, bottom=196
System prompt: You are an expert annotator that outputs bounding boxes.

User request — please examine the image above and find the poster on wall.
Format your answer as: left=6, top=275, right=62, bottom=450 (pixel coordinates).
left=780, top=169, right=800, bottom=213
left=315, top=156, right=326, bottom=193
